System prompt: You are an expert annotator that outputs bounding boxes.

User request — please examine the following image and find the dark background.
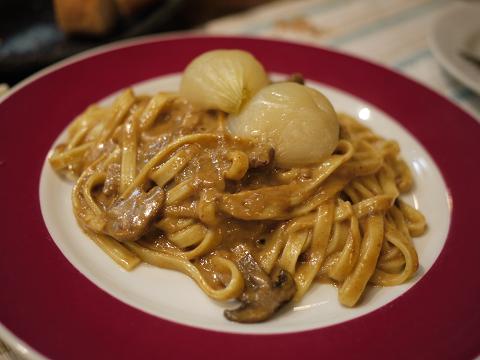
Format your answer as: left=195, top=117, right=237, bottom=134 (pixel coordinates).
left=0, top=0, right=273, bottom=86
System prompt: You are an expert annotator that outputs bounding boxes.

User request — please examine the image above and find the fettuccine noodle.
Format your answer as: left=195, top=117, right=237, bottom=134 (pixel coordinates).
left=49, top=71, right=426, bottom=323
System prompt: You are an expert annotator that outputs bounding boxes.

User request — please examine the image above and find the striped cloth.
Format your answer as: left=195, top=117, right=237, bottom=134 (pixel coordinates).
left=205, top=0, right=480, bottom=121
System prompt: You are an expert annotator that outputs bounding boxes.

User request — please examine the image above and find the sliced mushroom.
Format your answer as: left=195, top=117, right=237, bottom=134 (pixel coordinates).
left=103, top=187, right=165, bottom=242
left=224, top=245, right=296, bottom=323
left=248, top=145, right=275, bottom=169
left=287, top=73, right=305, bottom=85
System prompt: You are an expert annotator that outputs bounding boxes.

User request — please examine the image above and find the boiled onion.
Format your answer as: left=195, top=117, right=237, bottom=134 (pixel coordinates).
left=180, top=49, right=269, bottom=113
left=227, top=82, right=339, bottom=168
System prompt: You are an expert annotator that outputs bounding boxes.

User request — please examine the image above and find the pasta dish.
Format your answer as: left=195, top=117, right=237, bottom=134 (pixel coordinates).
left=49, top=50, right=426, bottom=323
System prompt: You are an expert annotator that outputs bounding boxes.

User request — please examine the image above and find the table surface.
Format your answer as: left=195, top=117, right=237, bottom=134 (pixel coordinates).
left=1, top=0, right=479, bottom=359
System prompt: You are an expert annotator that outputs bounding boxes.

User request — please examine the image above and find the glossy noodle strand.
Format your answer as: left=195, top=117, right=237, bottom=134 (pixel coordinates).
left=50, top=84, right=427, bottom=322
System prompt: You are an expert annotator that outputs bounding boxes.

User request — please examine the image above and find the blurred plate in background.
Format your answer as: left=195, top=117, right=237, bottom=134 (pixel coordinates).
left=428, top=2, right=480, bottom=95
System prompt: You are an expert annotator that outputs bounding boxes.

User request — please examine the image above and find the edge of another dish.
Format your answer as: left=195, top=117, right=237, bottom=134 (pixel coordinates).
left=427, top=2, right=480, bottom=95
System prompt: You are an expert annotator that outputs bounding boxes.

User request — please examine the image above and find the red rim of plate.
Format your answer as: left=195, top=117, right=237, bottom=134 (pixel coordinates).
left=0, top=35, right=479, bottom=360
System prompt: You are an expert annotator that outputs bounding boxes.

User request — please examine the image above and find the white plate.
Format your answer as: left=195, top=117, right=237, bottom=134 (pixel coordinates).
left=3, top=35, right=479, bottom=360
left=39, top=73, right=450, bottom=335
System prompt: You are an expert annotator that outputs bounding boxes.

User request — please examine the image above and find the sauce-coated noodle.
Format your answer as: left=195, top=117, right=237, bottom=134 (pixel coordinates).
left=49, top=79, right=426, bottom=323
